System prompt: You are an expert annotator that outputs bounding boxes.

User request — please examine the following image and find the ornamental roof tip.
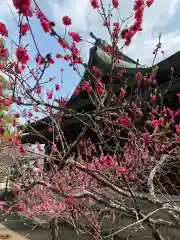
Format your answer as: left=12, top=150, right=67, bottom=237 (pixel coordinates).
left=90, top=32, right=108, bottom=45
left=89, top=32, right=138, bottom=65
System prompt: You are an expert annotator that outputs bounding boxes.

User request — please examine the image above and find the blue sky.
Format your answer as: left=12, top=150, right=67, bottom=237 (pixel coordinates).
left=0, top=0, right=180, bottom=122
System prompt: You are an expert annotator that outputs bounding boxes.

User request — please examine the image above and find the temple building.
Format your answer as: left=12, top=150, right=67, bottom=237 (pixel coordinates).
left=21, top=33, right=180, bottom=146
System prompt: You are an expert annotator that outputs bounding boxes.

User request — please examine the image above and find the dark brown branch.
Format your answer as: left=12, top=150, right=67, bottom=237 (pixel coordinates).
left=58, top=126, right=88, bottom=169
left=67, top=160, right=162, bottom=204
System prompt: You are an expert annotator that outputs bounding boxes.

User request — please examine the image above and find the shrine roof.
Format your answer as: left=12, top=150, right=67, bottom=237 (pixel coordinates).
left=20, top=34, right=180, bottom=138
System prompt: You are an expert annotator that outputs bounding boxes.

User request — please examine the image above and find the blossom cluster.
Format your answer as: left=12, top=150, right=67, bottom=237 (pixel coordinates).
left=12, top=0, right=33, bottom=17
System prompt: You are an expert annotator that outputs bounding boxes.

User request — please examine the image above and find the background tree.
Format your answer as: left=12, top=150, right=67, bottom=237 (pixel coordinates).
left=0, top=37, right=17, bottom=194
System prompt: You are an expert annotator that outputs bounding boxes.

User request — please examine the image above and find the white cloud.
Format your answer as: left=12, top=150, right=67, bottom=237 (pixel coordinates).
left=1, top=0, right=180, bottom=66
left=125, top=31, right=180, bottom=65
left=142, top=0, right=179, bottom=30
left=0, top=0, right=15, bottom=20
left=169, top=0, right=179, bottom=17
left=49, top=0, right=180, bottom=65
left=0, top=0, right=179, bottom=66
left=51, top=0, right=93, bottom=32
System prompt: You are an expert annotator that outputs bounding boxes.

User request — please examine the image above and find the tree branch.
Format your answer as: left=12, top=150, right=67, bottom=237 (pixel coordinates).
left=147, top=155, right=167, bottom=203
left=59, top=126, right=88, bottom=169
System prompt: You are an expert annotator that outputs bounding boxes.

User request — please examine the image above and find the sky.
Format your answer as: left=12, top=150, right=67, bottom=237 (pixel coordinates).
left=0, top=0, right=180, bottom=121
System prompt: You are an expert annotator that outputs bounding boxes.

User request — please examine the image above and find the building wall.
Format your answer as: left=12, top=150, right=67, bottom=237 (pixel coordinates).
left=1, top=195, right=180, bottom=240
left=0, top=223, right=88, bottom=240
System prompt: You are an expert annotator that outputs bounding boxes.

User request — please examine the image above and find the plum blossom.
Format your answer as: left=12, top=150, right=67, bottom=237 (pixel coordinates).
left=12, top=0, right=33, bottom=17
left=90, top=0, right=100, bottom=9
left=62, top=16, right=72, bottom=26
left=16, top=45, right=30, bottom=65
left=0, top=22, right=8, bottom=36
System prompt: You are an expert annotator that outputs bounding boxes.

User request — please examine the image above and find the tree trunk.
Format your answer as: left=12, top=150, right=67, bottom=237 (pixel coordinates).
left=51, top=217, right=59, bottom=240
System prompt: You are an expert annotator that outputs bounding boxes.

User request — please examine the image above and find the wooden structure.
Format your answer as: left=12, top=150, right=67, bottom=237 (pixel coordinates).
left=21, top=33, right=180, bottom=145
